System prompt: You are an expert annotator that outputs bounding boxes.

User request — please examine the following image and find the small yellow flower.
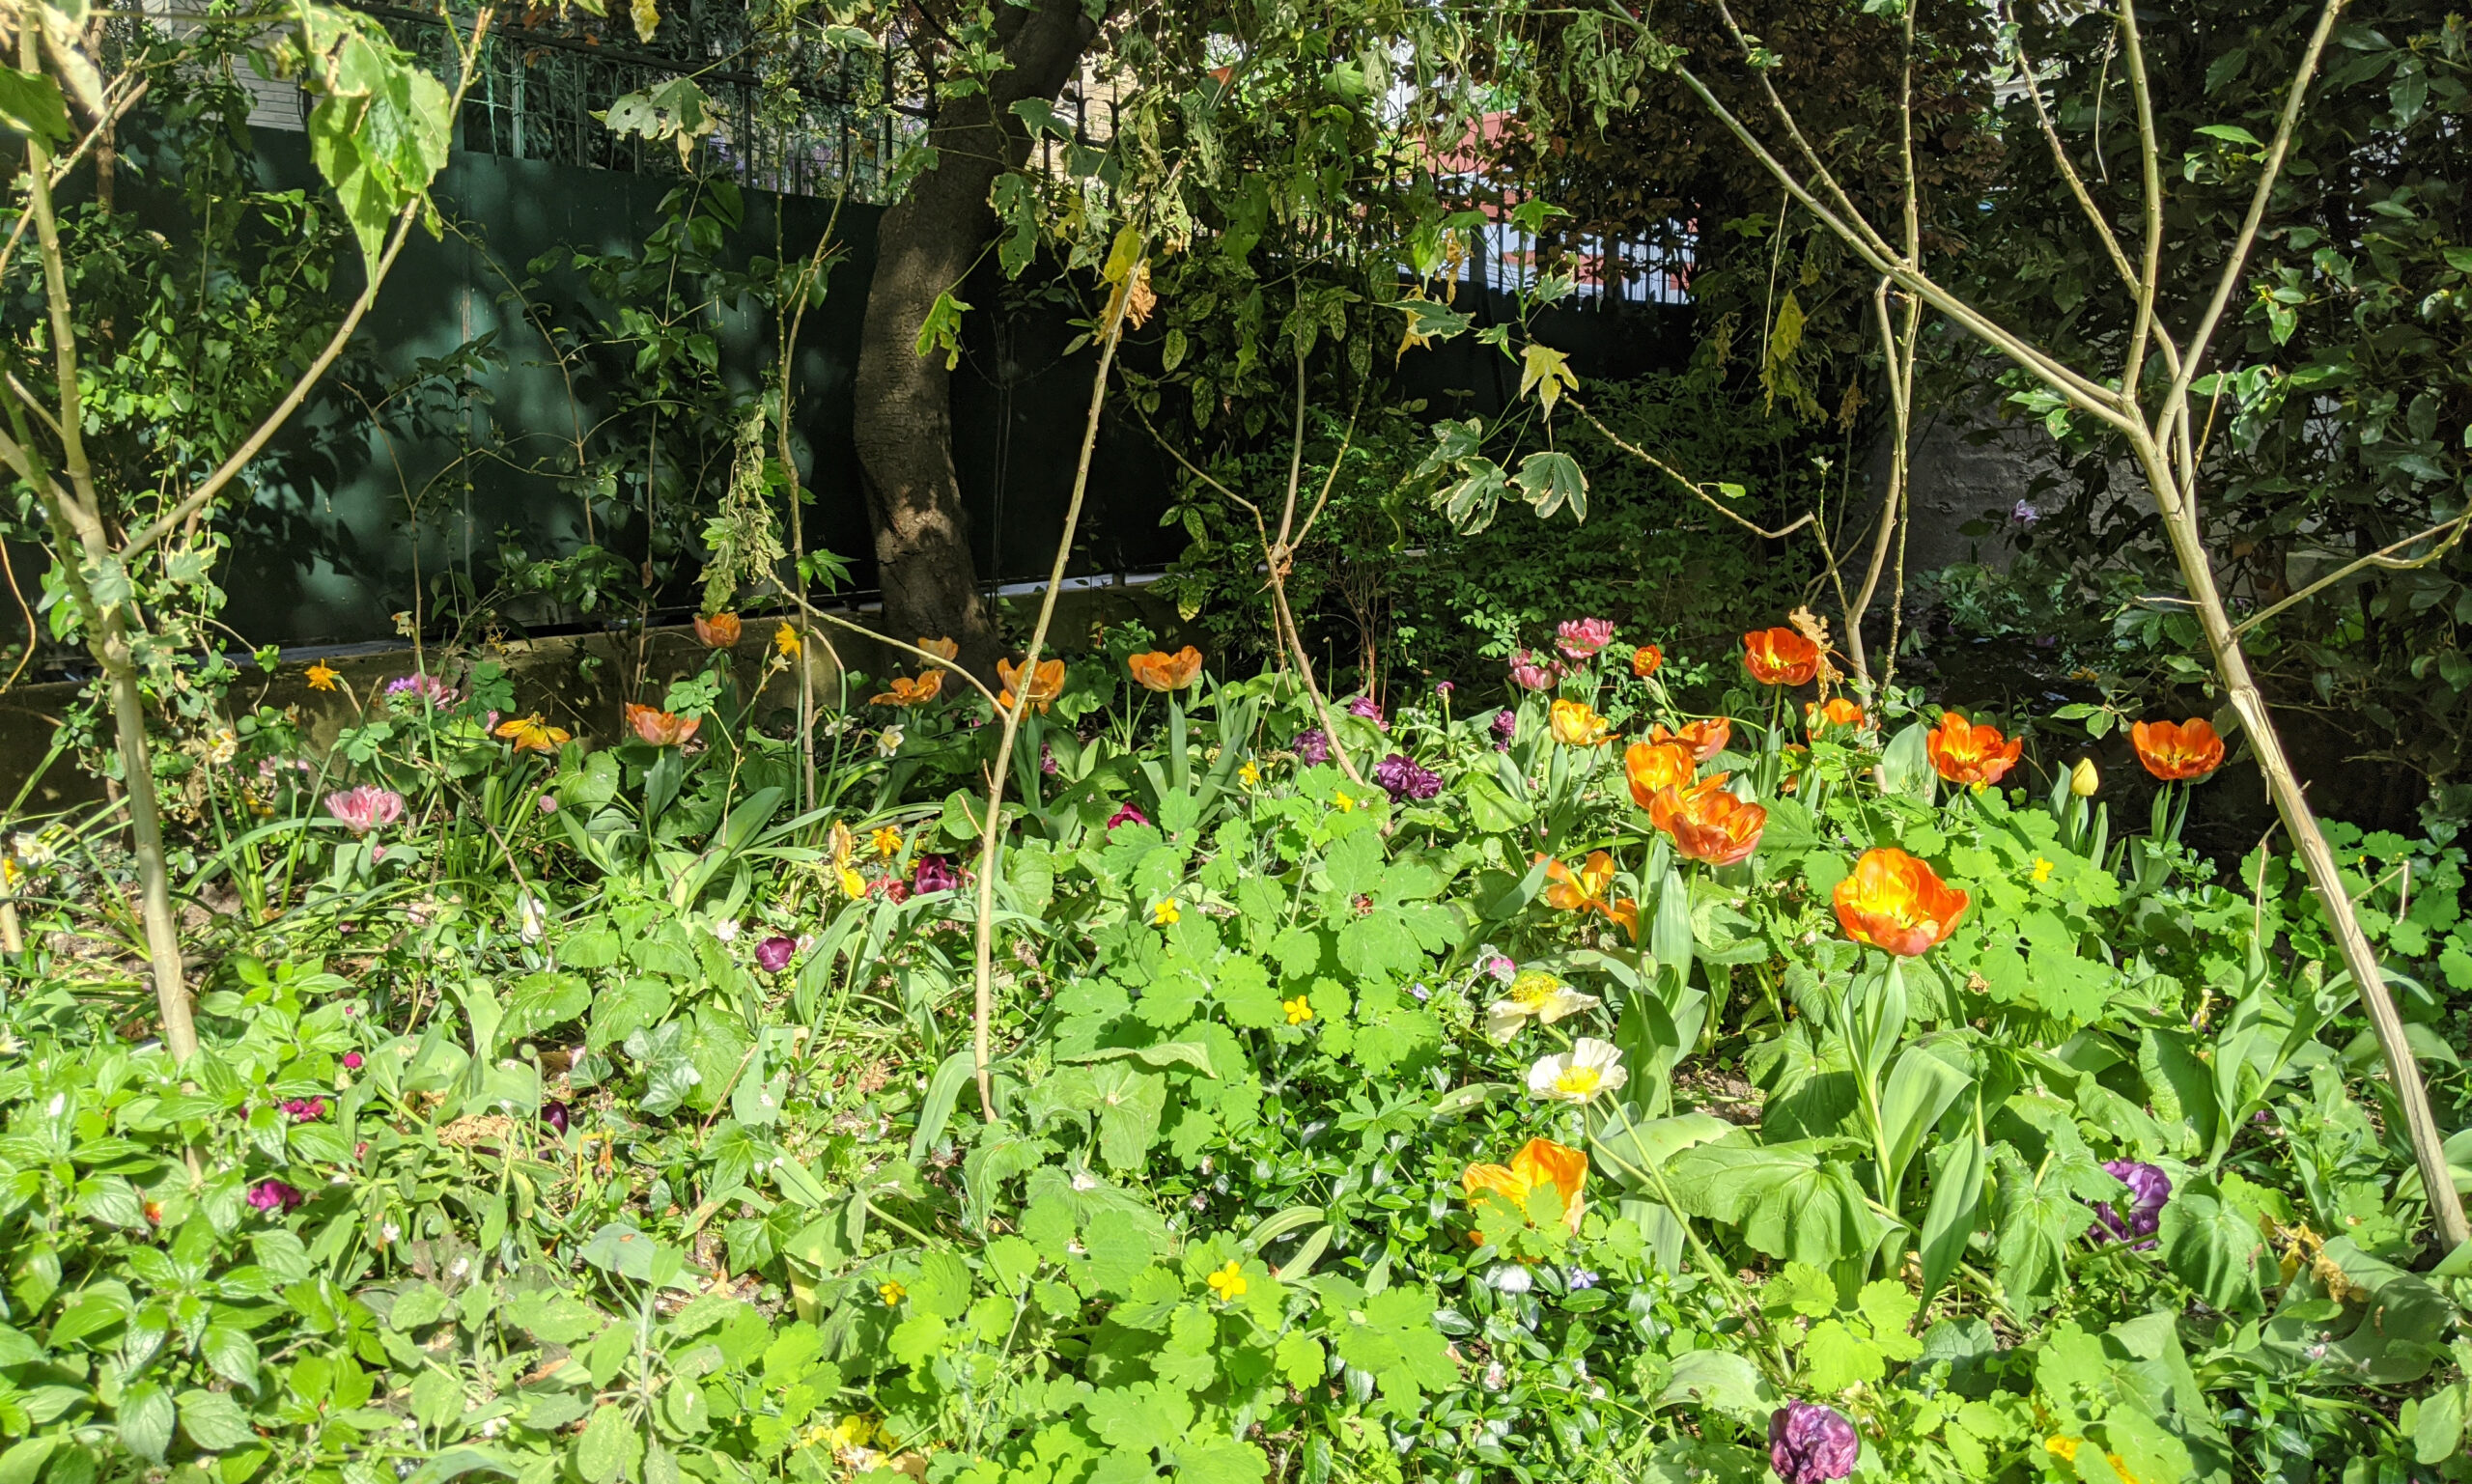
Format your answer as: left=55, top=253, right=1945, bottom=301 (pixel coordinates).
left=0, top=858, right=21, bottom=893
left=1239, top=760, right=1260, bottom=787
left=840, top=867, right=868, bottom=900
left=821, top=1414, right=879, bottom=1452
left=1282, top=994, right=1313, bottom=1025
left=2033, top=857, right=2055, bottom=882
left=1152, top=899, right=1181, bottom=926
left=1333, top=790, right=1355, bottom=814
left=871, top=826, right=903, bottom=857
left=2070, top=757, right=2100, bottom=797
left=1205, top=1260, right=1247, bottom=1301
left=879, top=1280, right=905, bottom=1306
left=305, top=661, right=339, bottom=691
left=2045, top=1437, right=2081, bottom=1464
left=774, top=622, right=802, bottom=658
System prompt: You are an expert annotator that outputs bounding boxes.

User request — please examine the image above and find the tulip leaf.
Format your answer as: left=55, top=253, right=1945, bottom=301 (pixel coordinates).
left=1917, top=1120, right=1986, bottom=1307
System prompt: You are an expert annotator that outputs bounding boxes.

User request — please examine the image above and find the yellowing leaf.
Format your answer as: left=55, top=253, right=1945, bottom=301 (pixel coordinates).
left=1518, top=343, right=1578, bottom=413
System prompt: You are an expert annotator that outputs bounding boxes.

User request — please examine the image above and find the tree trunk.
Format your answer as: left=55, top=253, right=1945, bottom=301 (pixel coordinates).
left=853, top=0, right=1095, bottom=674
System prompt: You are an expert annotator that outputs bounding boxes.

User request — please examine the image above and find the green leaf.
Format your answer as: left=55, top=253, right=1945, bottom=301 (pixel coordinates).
left=2156, top=1179, right=2267, bottom=1316
left=118, top=1382, right=176, bottom=1464
left=0, top=68, right=68, bottom=141
left=1664, top=1138, right=1891, bottom=1264
left=576, top=1405, right=640, bottom=1484
left=2194, top=123, right=2265, bottom=148
left=1917, top=1126, right=1986, bottom=1307
left=1513, top=450, right=1588, bottom=522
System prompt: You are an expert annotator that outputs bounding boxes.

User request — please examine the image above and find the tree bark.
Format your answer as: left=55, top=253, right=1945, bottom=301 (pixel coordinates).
left=853, top=0, right=1096, bottom=674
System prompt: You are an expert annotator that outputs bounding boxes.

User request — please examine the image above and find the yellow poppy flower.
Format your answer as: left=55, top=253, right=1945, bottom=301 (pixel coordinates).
left=774, top=623, right=802, bottom=658
left=872, top=826, right=903, bottom=857
left=305, top=661, right=339, bottom=691
left=1152, top=900, right=1181, bottom=926
left=1282, top=994, right=1313, bottom=1025
left=1205, top=1261, right=1247, bottom=1301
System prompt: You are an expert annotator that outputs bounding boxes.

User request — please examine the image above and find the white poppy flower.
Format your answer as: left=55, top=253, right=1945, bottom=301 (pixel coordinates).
left=1527, top=1037, right=1627, bottom=1105
left=1484, top=968, right=1602, bottom=1041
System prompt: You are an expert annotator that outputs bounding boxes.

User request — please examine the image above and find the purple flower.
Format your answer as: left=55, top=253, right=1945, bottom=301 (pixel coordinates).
left=1293, top=729, right=1331, bottom=765
left=324, top=785, right=406, bottom=835
left=2090, top=1159, right=2172, bottom=1246
left=1566, top=1268, right=1598, bottom=1290
left=246, top=1179, right=305, bottom=1215
left=1769, top=1402, right=1859, bottom=1484
left=1492, top=708, right=1518, bottom=746
left=537, top=793, right=558, bottom=813
left=1041, top=742, right=1059, bottom=775
left=1556, top=617, right=1615, bottom=661
left=1347, top=695, right=1386, bottom=730
left=341, top=1051, right=363, bottom=1071
left=541, top=1101, right=571, bottom=1135
left=1508, top=650, right=1561, bottom=691
left=384, top=673, right=459, bottom=708
left=280, top=1098, right=327, bottom=1121
left=1479, top=953, right=1516, bottom=984
left=912, top=854, right=959, bottom=894
left=2010, top=499, right=2041, bottom=528
left=1107, top=802, right=1150, bottom=829
left=755, top=935, right=796, bottom=973
left=1372, top=752, right=1442, bottom=802
left=1434, top=680, right=1455, bottom=697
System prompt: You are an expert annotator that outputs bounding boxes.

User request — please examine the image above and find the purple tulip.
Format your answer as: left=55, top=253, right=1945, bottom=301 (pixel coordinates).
left=246, top=1179, right=305, bottom=1215
left=324, top=785, right=406, bottom=835
left=755, top=936, right=796, bottom=973
left=1769, top=1402, right=1859, bottom=1484
left=1372, top=753, right=1442, bottom=802
left=1107, top=802, right=1149, bottom=829
left=1347, top=695, right=1386, bottom=730
left=2090, top=1159, right=2172, bottom=1246
left=912, top=854, right=959, bottom=894
left=1293, top=729, right=1331, bottom=765
left=541, top=1101, right=572, bottom=1135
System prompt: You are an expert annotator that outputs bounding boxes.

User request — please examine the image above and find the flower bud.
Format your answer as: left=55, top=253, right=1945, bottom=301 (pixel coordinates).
left=2070, top=757, right=2099, bottom=797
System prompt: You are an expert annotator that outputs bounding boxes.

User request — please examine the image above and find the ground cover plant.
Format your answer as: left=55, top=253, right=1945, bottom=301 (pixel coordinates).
left=6, top=1, right=2472, bottom=1482
left=7, top=611, right=2472, bottom=1484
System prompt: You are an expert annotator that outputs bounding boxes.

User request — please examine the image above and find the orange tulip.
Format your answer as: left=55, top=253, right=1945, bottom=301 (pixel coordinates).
left=1624, top=741, right=1698, bottom=811
left=1667, top=782, right=1767, bottom=867
left=1462, top=1137, right=1588, bottom=1236
left=1128, top=646, right=1204, bottom=691
left=1630, top=643, right=1664, bottom=679
left=1834, top=847, right=1970, bottom=957
left=1807, top=697, right=1865, bottom=732
left=1925, top=712, right=2022, bottom=785
left=624, top=702, right=700, bottom=747
left=1537, top=850, right=1640, bottom=938
left=1743, top=627, right=1823, bottom=686
left=918, top=636, right=961, bottom=662
left=1549, top=698, right=1614, bottom=746
left=693, top=612, right=742, bottom=649
left=2131, top=718, right=2224, bottom=782
left=1651, top=717, right=1732, bottom=764
left=997, top=657, right=1066, bottom=714
left=870, top=671, right=946, bottom=708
